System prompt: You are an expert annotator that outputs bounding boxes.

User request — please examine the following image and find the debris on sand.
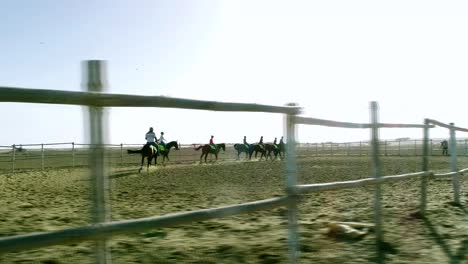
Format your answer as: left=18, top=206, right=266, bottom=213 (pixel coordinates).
left=327, top=221, right=374, bottom=240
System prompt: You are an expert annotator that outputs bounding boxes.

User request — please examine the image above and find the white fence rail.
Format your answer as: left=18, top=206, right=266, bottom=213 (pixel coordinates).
left=3, top=137, right=467, bottom=172
left=0, top=60, right=467, bottom=264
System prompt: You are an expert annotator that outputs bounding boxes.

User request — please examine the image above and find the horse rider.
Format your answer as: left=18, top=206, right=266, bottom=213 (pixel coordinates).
left=273, top=137, right=277, bottom=145
left=258, top=136, right=264, bottom=145
left=441, top=139, right=449, bottom=156
left=243, top=136, right=249, bottom=147
left=209, top=135, right=215, bottom=150
left=279, top=136, right=284, bottom=145
left=145, top=127, right=158, bottom=148
left=159, top=131, right=167, bottom=148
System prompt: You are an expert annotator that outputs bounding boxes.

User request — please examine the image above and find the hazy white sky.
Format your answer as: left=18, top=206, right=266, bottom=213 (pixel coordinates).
left=1, top=1, right=468, bottom=147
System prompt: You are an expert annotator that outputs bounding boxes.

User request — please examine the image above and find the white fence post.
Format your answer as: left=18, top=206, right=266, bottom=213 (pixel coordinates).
left=398, top=140, right=401, bottom=156
left=41, top=144, right=44, bottom=170
left=429, top=139, right=433, bottom=156
left=463, top=139, right=468, bottom=156
left=413, top=140, right=416, bottom=156
left=370, top=102, right=384, bottom=262
left=72, top=142, right=75, bottom=167
left=420, top=119, right=430, bottom=214
left=84, top=60, right=111, bottom=264
left=11, top=144, right=16, bottom=174
left=384, top=140, right=387, bottom=156
left=285, top=105, right=299, bottom=263
left=120, top=143, right=123, bottom=165
left=449, top=123, right=460, bottom=205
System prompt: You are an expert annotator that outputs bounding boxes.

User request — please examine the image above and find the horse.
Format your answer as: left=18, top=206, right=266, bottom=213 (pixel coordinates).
left=233, top=143, right=252, bottom=160
left=440, top=140, right=449, bottom=156
left=249, top=143, right=266, bottom=161
left=154, top=141, right=180, bottom=164
left=265, top=143, right=281, bottom=160
left=195, top=143, right=226, bottom=163
left=127, top=143, right=158, bottom=173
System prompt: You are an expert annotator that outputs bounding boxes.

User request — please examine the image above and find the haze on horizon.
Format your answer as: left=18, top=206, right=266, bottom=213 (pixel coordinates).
left=1, top=1, right=468, bottom=147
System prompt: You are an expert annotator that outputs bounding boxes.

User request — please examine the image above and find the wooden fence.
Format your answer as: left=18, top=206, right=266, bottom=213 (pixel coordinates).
left=0, top=60, right=466, bottom=264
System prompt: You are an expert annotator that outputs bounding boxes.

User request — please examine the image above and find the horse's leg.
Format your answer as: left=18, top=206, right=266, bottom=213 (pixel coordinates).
left=138, top=155, right=145, bottom=173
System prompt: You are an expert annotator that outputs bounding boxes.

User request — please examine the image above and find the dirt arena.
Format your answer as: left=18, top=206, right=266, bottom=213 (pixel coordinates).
left=1, top=156, right=467, bottom=263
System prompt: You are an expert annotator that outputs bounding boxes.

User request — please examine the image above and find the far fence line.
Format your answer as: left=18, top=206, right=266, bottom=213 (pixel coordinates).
left=1, top=138, right=467, bottom=172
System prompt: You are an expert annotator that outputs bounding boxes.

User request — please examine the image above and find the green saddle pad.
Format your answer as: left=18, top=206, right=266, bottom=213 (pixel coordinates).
left=159, top=145, right=165, bottom=152
left=210, top=145, right=216, bottom=151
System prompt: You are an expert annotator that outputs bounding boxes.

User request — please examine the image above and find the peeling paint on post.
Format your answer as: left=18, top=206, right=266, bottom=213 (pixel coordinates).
left=84, top=60, right=111, bottom=264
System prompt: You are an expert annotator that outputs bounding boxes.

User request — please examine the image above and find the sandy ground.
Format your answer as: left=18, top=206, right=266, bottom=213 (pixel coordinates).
left=1, top=156, right=467, bottom=263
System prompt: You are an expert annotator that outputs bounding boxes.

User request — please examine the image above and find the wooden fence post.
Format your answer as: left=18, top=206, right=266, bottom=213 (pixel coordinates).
left=84, top=60, right=111, bottom=263
left=120, top=143, right=123, bottom=165
left=72, top=142, right=75, bottom=167
left=449, top=123, right=460, bottom=205
left=429, top=139, right=433, bottom=156
left=398, top=140, right=401, bottom=157
left=41, top=144, right=45, bottom=170
left=285, top=105, right=299, bottom=263
left=463, top=139, right=468, bottom=156
left=370, top=102, right=384, bottom=263
left=420, top=119, right=430, bottom=214
left=11, top=144, right=16, bottom=174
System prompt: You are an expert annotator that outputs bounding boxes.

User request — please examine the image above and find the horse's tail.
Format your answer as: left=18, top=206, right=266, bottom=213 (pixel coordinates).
left=127, top=149, right=142, bottom=154
left=195, top=145, right=203, bottom=151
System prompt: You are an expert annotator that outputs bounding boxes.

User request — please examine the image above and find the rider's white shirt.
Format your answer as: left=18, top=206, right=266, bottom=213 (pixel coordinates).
left=146, top=132, right=156, bottom=143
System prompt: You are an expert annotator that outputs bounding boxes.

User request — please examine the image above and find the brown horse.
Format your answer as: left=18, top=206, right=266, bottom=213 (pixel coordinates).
left=195, top=143, right=226, bottom=163
left=127, top=144, right=158, bottom=173
left=249, top=143, right=266, bottom=161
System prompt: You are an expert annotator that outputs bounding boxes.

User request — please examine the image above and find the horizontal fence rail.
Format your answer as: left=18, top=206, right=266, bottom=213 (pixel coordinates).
left=0, top=196, right=290, bottom=253
left=0, top=87, right=301, bottom=115
left=294, top=116, right=434, bottom=129
left=297, top=171, right=432, bottom=193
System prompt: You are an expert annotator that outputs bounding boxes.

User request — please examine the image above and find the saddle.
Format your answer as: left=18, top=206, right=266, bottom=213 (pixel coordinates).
left=209, top=144, right=216, bottom=151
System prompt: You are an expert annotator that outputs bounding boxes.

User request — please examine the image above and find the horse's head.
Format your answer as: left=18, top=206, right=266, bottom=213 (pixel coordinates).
left=219, top=143, right=226, bottom=152
left=233, top=144, right=239, bottom=150
left=166, top=141, right=179, bottom=150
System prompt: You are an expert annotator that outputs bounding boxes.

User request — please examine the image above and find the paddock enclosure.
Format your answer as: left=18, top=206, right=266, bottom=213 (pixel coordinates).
left=1, top=156, right=468, bottom=263
left=1, top=61, right=468, bottom=263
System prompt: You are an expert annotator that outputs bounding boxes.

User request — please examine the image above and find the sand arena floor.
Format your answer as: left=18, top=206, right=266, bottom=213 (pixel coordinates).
left=1, top=156, right=467, bottom=263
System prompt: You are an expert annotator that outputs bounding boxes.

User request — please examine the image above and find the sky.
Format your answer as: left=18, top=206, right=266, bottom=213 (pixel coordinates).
left=1, top=0, right=468, bottom=147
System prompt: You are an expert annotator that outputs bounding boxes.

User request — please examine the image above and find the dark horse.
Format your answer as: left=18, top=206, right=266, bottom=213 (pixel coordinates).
left=127, top=144, right=158, bottom=173
left=195, top=143, right=226, bottom=163
left=233, top=143, right=252, bottom=160
left=265, top=143, right=281, bottom=160
left=155, top=141, right=180, bottom=164
left=249, top=143, right=267, bottom=161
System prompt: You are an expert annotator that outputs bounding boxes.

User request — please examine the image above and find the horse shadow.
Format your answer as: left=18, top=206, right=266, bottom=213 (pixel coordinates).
left=421, top=205, right=468, bottom=263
